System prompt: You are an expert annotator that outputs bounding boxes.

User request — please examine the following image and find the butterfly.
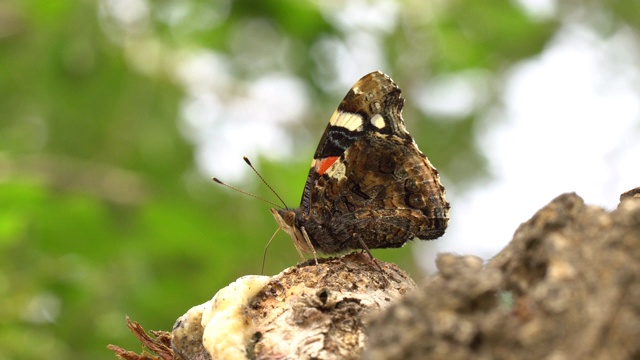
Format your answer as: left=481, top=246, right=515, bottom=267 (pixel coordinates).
left=270, top=71, right=450, bottom=262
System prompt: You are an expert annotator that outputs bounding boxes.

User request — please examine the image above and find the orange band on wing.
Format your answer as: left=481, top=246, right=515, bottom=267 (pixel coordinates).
left=315, top=156, right=340, bottom=175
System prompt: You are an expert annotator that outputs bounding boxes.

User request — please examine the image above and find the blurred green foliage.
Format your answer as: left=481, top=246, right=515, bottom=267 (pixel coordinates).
left=0, top=0, right=637, bottom=359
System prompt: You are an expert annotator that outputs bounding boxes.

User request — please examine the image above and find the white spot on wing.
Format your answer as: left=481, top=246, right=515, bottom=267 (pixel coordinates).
left=370, top=114, right=386, bottom=129
left=328, top=111, right=363, bottom=131
left=326, top=159, right=347, bottom=180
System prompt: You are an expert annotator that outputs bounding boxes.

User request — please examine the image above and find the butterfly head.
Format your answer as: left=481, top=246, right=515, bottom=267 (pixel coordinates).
left=270, top=208, right=314, bottom=254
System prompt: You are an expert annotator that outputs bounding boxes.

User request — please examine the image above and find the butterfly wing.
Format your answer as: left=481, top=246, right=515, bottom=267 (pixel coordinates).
left=296, top=71, right=449, bottom=253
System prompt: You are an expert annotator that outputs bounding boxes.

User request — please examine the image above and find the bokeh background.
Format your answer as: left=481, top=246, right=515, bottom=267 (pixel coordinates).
left=2, top=0, right=640, bottom=359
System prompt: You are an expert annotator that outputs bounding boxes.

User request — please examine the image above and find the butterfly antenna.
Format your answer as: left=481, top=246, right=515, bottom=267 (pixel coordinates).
left=212, top=177, right=283, bottom=209
left=243, top=156, right=289, bottom=209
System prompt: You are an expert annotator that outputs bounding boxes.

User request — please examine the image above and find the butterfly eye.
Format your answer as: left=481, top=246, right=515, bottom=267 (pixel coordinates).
left=284, top=211, right=296, bottom=226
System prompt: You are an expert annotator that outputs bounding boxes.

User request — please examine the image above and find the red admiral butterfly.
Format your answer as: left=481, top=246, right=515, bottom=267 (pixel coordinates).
left=271, top=71, right=449, bottom=262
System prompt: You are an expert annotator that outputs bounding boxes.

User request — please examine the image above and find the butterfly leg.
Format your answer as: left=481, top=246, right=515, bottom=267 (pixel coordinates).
left=356, top=237, right=383, bottom=271
left=301, top=226, right=319, bottom=265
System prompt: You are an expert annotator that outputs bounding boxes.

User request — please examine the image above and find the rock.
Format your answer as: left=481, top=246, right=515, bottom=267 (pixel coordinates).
left=364, top=192, right=640, bottom=359
left=171, top=252, right=416, bottom=360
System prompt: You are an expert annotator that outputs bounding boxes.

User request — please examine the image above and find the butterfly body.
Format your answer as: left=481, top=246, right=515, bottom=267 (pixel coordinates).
left=272, top=71, right=449, bottom=257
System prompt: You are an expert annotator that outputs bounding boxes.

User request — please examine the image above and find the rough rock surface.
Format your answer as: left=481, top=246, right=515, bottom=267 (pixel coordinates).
left=171, top=252, right=416, bottom=360
left=363, top=192, right=640, bottom=359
